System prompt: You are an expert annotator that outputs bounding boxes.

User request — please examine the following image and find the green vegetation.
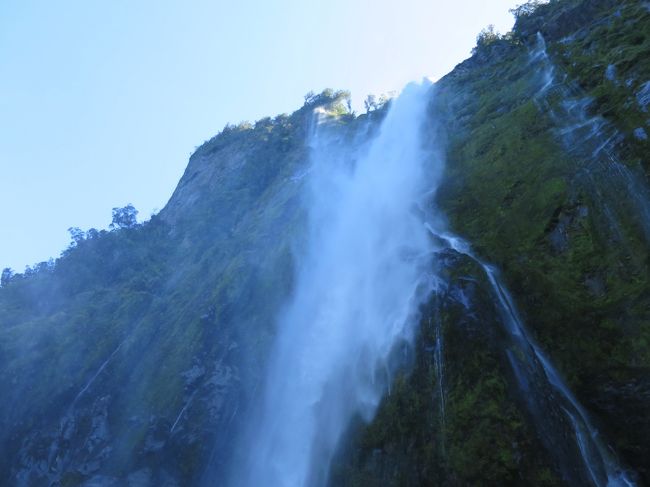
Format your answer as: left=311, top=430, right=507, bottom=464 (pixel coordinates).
left=336, top=0, right=650, bottom=484
left=1, top=0, right=649, bottom=484
left=0, top=89, right=378, bottom=485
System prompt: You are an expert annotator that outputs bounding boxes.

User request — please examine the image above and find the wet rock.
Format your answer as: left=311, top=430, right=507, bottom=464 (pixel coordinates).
left=637, top=81, right=650, bottom=112
left=77, top=459, right=101, bottom=475
left=127, top=467, right=153, bottom=486
left=584, top=274, right=606, bottom=296
left=203, top=364, right=238, bottom=424
left=81, top=475, right=121, bottom=486
left=10, top=394, right=115, bottom=486
left=158, top=469, right=181, bottom=487
left=548, top=222, right=570, bottom=253
left=182, top=364, right=206, bottom=386
left=449, top=284, right=472, bottom=310
left=545, top=204, right=588, bottom=253
left=143, top=418, right=169, bottom=453
left=605, top=64, right=617, bottom=82
left=86, top=396, right=111, bottom=451
left=584, top=370, right=650, bottom=480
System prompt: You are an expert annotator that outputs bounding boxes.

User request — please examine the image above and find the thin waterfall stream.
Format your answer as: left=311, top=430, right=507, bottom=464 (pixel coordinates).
left=426, top=227, right=636, bottom=487
left=530, top=33, right=650, bottom=242
left=432, top=299, right=446, bottom=433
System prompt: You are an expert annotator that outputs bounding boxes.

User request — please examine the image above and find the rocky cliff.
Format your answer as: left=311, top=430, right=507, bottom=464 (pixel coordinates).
left=1, top=1, right=649, bottom=485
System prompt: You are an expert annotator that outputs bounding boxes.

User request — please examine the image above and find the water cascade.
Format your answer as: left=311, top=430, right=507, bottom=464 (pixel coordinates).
left=431, top=297, right=446, bottom=433
left=425, top=228, right=636, bottom=487
left=231, top=82, right=440, bottom=487
left=71, top=337, right=128, bottom=406
left=530, top=33, right=650, bottom=242
left=229, top=61, right=639, bottom=486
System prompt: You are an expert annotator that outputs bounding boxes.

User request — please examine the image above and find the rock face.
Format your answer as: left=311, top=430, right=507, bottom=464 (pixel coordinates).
left=336, top=1, right=650, bottom=485
left=0, top=103, right=318, bottom=485
left=1, top=1, right=649, bottom=486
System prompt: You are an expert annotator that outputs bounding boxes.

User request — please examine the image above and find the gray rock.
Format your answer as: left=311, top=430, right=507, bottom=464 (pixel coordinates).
left=81, top=475, right=121, bottom=487
left=127, top=468, right=153, bottom=486
left=548, top=223, right=569, bottom=253
left=637, top=81, right=650, bottom=111
left=78, top=459, right=102, bottom=475
left=182, top=364, right=206, bottom=385
left=158, top=470, right=182, bottom=487
left=585, top=274, right=607, bottom=297
left=547, top=205, right=589, bottom=254
left=143, top=418, right=169, bottom=453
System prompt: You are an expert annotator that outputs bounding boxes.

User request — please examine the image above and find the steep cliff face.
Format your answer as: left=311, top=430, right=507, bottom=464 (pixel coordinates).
left=0, top=93, right=372, bottom=486
left=338, top=0, right=650, bottom=485
left=0, top=1, right=649, bottom=485
left=0, top=103, right=318, bottom=485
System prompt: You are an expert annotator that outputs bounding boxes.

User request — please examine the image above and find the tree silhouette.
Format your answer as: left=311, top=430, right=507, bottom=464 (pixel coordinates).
left=110, top=204, right=138, bottom=230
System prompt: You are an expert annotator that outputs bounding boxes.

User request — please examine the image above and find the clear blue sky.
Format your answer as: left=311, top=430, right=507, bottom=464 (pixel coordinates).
left=0, top=0, right=519, bottom=272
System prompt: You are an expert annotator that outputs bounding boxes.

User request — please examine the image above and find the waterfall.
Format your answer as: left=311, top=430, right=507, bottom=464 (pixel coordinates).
left=226, top=44, right=640, bottom=485
left=530, top=32, right=650, bottom=242
left=71, top=337, right=127, bottom=406
left=428, top=229, right=636, bottom=487
left=432, top=299, right=446, bottom=432
left=231, top=81, right=440, bottom=487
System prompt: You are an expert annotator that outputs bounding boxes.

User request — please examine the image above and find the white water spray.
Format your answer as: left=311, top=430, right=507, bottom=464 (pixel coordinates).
left=232, top=82, right=438, bottom=487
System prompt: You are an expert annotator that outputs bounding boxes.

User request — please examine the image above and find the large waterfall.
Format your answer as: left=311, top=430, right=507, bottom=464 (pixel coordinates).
left=227, top=69, right=640, bottom=487
left=231, top=82, right=439, bottom=487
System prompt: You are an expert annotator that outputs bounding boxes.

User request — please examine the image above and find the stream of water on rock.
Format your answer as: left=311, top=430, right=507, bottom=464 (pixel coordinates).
left=531, top=32, right=650, bottom=243
left=229, top=70, right=636, bottom=486
left=427, top=227, right=636, bottom=487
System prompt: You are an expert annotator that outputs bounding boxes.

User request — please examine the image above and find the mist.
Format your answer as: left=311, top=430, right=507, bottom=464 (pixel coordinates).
left=229, top=82, right=440, bottom=487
